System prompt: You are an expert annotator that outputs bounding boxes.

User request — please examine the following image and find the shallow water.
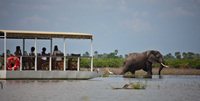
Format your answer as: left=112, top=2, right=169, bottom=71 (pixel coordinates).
left=0, top=75, right=200, bottom=101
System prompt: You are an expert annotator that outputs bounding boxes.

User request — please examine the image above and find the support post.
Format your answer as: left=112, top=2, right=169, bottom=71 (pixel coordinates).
left=4, top=32, right=6, bottom=71
left=23, top=39, right=25, bottom=55
left=91, top=39, right=93, bottom=71
left=63, top=38, right=66, bottom=71
left=49, top=38, right=52, bottom=71
left=77, top=57, right=80, bottom=71
left=35, top=38, right=37, bottom=71
left=20, top=56, right=22, bottom=71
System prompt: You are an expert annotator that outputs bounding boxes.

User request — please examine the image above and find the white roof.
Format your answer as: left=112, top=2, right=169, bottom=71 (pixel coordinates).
left=0, top=30, right=92, bottom=39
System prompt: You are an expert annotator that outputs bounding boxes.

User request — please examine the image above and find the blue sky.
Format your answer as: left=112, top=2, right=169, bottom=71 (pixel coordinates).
left=0, top=0, right=200, bottom=57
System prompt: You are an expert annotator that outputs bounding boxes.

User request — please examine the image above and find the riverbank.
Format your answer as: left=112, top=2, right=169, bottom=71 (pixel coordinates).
left=97, top=67, right=200, bottom=75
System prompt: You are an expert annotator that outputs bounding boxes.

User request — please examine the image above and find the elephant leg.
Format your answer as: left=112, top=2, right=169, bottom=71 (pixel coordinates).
left=130, top=70, right=135, bottom=75
left=147, top=68, right=153, bottom=75
left=143, top=68, right=148, bottom=72
left=121, top=65, right=130, bottom=75
left=146, top=63, right=153, bottom=76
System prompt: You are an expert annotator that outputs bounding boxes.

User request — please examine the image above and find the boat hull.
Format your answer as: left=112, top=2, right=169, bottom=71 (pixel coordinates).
left=0, top=71, right=104, bottom=80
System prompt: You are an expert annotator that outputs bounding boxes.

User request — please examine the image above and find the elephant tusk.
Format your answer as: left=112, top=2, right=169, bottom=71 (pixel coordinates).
left=161, top=63, right=169, bottom=68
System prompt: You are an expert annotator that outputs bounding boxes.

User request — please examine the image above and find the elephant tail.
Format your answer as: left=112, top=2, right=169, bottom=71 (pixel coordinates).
left=124, top=61, right=126, bottom=66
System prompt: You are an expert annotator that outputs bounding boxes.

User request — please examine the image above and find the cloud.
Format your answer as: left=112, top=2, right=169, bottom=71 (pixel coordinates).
left=18, top=15, right=48, bottom=28
left=124, top=18, right=151, bottom=32
left=133, top=11, right=148, bottom=18
left=120, top=11, right=151, bottom=32
left=119, top=0, right=128, bottom=11
left=160, top=7, right=195, bottom=17
left=0, top=10, right=10, bottom=17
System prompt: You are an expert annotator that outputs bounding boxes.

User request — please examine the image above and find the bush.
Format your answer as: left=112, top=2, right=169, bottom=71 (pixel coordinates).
left=80, top=58, right=124, bottom=68
left=80, top=58, right=200, bottom=69
left=164, top=59, right=200, bottom=69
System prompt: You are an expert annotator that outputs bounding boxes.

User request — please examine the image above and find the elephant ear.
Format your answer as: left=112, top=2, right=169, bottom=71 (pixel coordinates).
left=147, top=51, right=156, bottom=63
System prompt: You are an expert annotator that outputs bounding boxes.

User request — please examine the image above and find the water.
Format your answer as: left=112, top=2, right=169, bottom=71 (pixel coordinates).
left=0, top=75, right=200, bottom=101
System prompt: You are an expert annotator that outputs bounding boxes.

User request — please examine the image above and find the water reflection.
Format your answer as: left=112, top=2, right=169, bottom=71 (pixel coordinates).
left=0, top=82, right=3, bottom=89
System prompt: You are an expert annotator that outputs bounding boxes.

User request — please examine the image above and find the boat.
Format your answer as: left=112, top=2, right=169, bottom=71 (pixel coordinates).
left=0, top=30, right=104, bottom=80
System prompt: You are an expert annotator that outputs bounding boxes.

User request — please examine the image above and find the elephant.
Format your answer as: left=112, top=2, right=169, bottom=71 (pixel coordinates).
left=121, top=50, right=169, bottom=76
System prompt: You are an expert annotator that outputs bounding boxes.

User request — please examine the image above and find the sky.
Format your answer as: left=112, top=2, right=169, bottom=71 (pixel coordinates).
left=0, top=0, right=200, bottom=57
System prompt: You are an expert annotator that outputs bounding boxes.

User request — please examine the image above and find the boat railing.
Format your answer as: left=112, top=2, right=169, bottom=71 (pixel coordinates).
left=0, top=55, right=92, bottom=71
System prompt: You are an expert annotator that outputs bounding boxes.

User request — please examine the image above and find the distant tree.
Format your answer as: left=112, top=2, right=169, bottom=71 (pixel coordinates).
left=94, top=51, right=98, bottom=58
left=164, top=53, right=174, bottom=59
left=2, top=50, right=13, bottom=57
left=24, top=51, right=28, bottom=56
left=83, top=51, right=90, bottom=56
left=182, top=52, right=187, bottom=58
left=114, top=50, right=118, bottom=56
left=187, top=52, right=195, bottom=59
left=97, top=54, right=103, bottom=58
left=175, top=52, right=181, bottom=59
left=125, top=54, right=128, bottom=58
left=102, top=53, right=107, bottom=58
left=107, top=52, right=117, bottom=58
left=192, top=53, right=199, bottom=59
left=7, top=50, right=11, bottom=55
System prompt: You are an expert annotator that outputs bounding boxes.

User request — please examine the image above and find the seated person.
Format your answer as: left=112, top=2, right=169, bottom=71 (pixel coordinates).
left=14, top=46, right=22, bottom=56
left=41, top=47, right=48, bottom=61
left=40, top=47, right=49, bottom=70
left=53, top=45, right=62, bottom=61
left=28, top=47, right=35, bottom=69
left=14, top=46, right=29, bottom=69
left=53, top=45, right=63, bottom=70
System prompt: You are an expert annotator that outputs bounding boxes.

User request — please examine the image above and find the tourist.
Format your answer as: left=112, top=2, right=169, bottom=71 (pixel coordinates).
left=28, top=47, right=35, bottom=69
left=14, top=46, right=22, bottom=56
left=41, top=47, right=48, bottom=61
left=53, top=45, right=62, bottom=61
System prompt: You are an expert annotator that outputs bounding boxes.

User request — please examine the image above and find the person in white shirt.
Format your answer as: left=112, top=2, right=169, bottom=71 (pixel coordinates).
left=41, top=47, right=48, bottom=61
left=53, top=45, right=62, bottom=61
left=28, top=47, right=35, bottom=69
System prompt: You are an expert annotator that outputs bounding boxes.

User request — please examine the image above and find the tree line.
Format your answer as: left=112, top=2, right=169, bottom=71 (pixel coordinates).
left=1, top=49, right=200, bottom=59
left=164, top=52, right=200, bottom=59
left=84, top=50, right=200, bottom=59
left=1, top=50, right=200, bottom=69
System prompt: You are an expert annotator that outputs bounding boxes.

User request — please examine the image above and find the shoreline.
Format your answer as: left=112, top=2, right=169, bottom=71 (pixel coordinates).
left=97, top=67, right=200, bottom=75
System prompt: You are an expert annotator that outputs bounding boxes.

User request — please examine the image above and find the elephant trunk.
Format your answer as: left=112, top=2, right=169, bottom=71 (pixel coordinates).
left=158, top=66, right=163, bottom=75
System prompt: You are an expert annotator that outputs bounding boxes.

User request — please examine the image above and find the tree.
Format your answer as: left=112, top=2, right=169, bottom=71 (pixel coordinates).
left=102, top=53, right=107, bottom=58
left=192, top=53, right=199, bottom=59
left=119, top=55, right=123, bottom=58
left=114, top=50, right=118, bottom=56
left=175, top=52, right=181, bottom=59
left=182, top=52, right=187, bottom=58
left=83, top=51, right=90, bottom=56
left=125, top=54, right=128, bottom=58
left=94, top=51, right=98, bottom=58
left=187, top=52, right=195, bottom=59
left=107, top=52, right=117, bottom=58
left=2, top=49, right=13, bottom=57
left=164, top=53, right=174, bottom=59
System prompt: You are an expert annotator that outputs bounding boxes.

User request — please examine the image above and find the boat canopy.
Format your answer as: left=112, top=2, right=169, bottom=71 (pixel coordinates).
left=0, top=30, right=94, bottom=72
left=0, top=30, right=92, bottom=39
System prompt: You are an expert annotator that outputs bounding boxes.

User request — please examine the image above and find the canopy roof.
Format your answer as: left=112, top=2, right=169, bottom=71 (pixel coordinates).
left=0, top=30, right=92, bottom=39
